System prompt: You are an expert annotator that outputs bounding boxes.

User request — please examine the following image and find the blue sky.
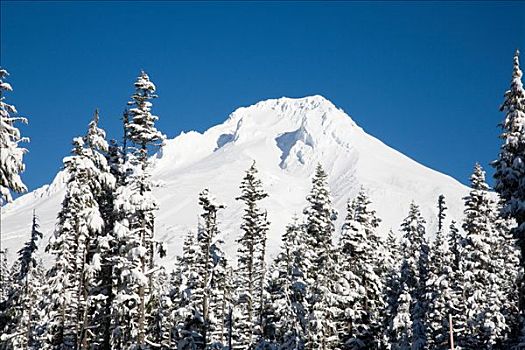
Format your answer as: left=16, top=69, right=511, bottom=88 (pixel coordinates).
left=1, top=1, right=524, bottom=190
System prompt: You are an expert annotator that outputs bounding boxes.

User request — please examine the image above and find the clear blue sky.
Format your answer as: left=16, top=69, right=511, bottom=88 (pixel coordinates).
left=1, top=1, right=524, bottom=190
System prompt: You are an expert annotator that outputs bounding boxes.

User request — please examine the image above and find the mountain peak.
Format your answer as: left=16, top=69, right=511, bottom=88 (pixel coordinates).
left=3, top=95, right=468, bottom=267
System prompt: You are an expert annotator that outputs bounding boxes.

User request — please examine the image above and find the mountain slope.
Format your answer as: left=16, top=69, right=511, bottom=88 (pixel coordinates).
left=2, top=95, right=469, bottom=265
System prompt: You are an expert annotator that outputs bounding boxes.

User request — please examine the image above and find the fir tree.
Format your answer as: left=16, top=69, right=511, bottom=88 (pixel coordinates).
left=42, top=132, right=106, bottom=349
left=196, top=188, right=228, bottom=348
left=302, top=164, right=340, bottom=350
left=262, top=217, right=308, bottom=350
left=0, top=68, right=28, bottom=204
left=173, top=231, right=201, bottom=349
left=390, top=279, right=412, bottom=350
left=447, top=221, right=462, bottom=272
left=338, top=189, right=384, bottom=349
left=425, top=196, right=456, bottom=349
left=80, top=110, right=117, bottom=349
left=460, top=164, right=509, bottom=348
left=0, top=212, right=43, bottom=349
left=111, top=71, right=166, bottom=348
left=0, top=68, right=28, bottom=306
left=493, top=205, right=522, bottom=346
left=390, top=203, right=429, bottom=350
left=437, top=195, right=447, bottom=232
left=235, top=162, right=270, bottom=349
left=381, top=230, right=401, bottom=348
left=492, top=49, right=525, bottom=344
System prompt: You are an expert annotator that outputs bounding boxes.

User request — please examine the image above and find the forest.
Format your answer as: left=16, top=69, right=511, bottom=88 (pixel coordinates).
left=0, top=50, right=524, bottom=350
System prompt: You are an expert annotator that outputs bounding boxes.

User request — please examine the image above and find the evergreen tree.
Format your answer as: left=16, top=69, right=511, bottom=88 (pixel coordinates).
left=447, top=221, right=462, bottom=272
left=493, top=205, right=522, bottom=346
left=460, top=164, right=509, bottom=348
left=42, top=132, right=106, bottom=349
left=111, top=71, right=165, bottom=348
left=437, top=195, right=447, bottom=232
left=14, top=212, right=44, bottom=349
left=235, top=162, right=270, bottom=349
left=338, top=189, right=384, bottom=349
left=196, top=188, right=228, bottom=348
left=390, top=279, right=412, bottom=350
left=80, top=110, right=118, bottom=349
left=390, top=203, right=429, bottom=350
left=174, top=231, right=201, bottom=349
left=381, top=230, right=401, bottom=348
left=425, top=196, right=456, bottom=349
left=0, top=212, right=43, bottom=349
left=0, top=68, right=28, bottom=204
left=0, top=68, right=28, bottom=306
left=492, top=49, right=525, bottom=343
left=262, top=217, right=309, bottom=350
left=302, top=164, right=340, bottom=350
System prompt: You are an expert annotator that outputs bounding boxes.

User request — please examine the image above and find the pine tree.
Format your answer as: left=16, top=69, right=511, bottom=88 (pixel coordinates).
left=338, top=189, right=384, bottom=349
left=111, top=71, right=166, bottom=348
left=0, top=68, right=28, bottom=204
left=460, top=164, right=509, bottom=348
left=302, top=164, right=340, bottom=350
left=0, top=68, right=28, bottom=307
left=425, top=196, right=456, bottom=349
left=493, top=204, right=522, bottom=346
left=381, top=230, right=401, bottom=348
left=437, top=195, right=447, bottom=232
left=146, top=267, right=172, bottom=349
left=42, top=130, right=106, bottom=349
left=78, top=110, right=117, bottom=349
left=390, top=203, right=429, bottom=350
left=448, top=221, right=462, bottom=272
left=14, top=211, right=43, bottom=348
left=234, top=162, right=270, bottom=349
left=262, top=217, right=309, bottom=350
left=174, top=231, right=201, bottom=349
left=390, top=279, right=412, bottom=350
left=0, top=212, right=43, bottom=349
left=196, top=188, right=228, bottom=348
left=492, top=49, right=525, bottom=344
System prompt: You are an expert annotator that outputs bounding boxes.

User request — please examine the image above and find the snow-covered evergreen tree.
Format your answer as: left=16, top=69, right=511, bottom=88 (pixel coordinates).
left=126, top=71, right=165, bottom=161
left=448, top=221, right=462, bottom=273
left=0, top=68, right=28, bottom=204
left=0, top=212, right=43, bottom=349
left=196, top=188, right=228, bottom=348
left=390, top=203, right=429, bottom=350
left=111, top=71, right=165, bottom=348
left=261, top=217, right=309, bottom=350
left=390, top=279, right=412, bottom=350
left=492, top=49, right=525, bottom=344
left=145, top=267, right=172, bottom=349
left=42, top=130, right=106, bottom=349
left=381, top=230, right=401, bottom=348
left=173, top=231, right=201, bottom=349
left=338, top=189, right=384, bottom=349
left=302, top=164, right=340, bottom=350
left=75, top=110, right=118, bottom=349
left=425, top=196, right=456, bottom=349
left=460, top=163, right=509, bottom=348
left=492, top=204, right=522, bottom=345
left=0, top=68, right=28, bottom=308
left=234, top=162, right=270, bottom=349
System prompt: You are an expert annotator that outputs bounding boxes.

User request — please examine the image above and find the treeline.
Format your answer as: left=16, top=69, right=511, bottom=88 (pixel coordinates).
left=0, top=50, right=524, bottom=350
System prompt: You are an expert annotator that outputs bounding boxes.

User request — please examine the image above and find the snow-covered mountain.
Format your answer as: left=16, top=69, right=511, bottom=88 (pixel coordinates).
left=2, top=95, right=469, bottom=265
